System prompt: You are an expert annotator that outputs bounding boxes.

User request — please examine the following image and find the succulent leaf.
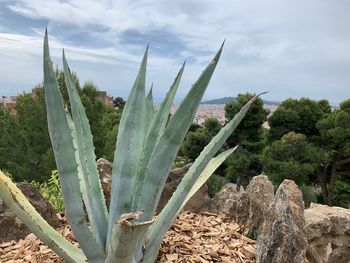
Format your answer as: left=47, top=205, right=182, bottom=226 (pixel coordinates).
left=43, top=32, right=105, bottom=261
left=107, top=47, right=148, bottom=245
left=144, top=84, right=155, bottom=135
left=63, top=52, right=108, bottom=248
left=143, top=148, right=237, bottom=261
left=131, top=63, right=185, bottom=212
left=137, top=44, right=224, bottom=221
left=142, top=94, right=263, bottom=261
left=0, top=170, right=87, bottom=263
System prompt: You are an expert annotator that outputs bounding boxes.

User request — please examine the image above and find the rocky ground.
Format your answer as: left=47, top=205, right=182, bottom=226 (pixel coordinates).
left=0, top=212, right=256, bottom=263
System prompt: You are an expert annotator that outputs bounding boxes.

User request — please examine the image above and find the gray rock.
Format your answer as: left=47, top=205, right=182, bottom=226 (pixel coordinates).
left=327, top=245, right=350, bottom=263
left=236, top=190, right=250, bottom=225
left=305, top=203, right=350, bottom=263
left=245, top=175, right=274, bottom=232
left=208, top=183, right=239, bottom=216
left=256, top=179, right=307, bottom=263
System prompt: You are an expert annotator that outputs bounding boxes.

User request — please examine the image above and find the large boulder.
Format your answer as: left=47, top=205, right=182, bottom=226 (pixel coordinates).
left=256, top=179, right=307, bottom=263
left=235, top=175, right=274, bottom=231
left=305, top=203, right=350, bottom=263
left=245, top=175, right=274, bottom=232
left=0, top=182, right=60, bottom=243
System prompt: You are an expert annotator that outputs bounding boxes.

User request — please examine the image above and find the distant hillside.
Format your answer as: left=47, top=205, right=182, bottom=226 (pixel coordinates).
left=201, top=97, right=280, bottom=106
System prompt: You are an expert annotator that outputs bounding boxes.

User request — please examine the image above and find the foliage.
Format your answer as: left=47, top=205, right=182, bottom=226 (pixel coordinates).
left=207, top=174, right=229, bottom=197
left=334, top=175, right=350, bottom=208
left=113, top=96, right=126, bottom=109
left=181, top=117, right=222, bottom=161
left=224, top=148, right=262, bottom=187
left=0, top=76, right=121, bottom=182
left=268, top=97, right=331, bottom=142
left=223, top=93, right=268, bottom=188
left=31, top=170, right=64, bottom=212
left=0, top=34, right=260, bottom=263
left=262, top=132, right=324, bottom=186
left=0, top=88, right=55, bottom=182
left=315, top=99, right=350, bottom=205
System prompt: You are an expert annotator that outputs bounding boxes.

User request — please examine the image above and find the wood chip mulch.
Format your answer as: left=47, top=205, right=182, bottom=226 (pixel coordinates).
left=0, top=212, right=256, bottom=262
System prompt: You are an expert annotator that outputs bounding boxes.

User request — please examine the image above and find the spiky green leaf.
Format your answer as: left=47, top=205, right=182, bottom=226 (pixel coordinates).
left=131, top=63, right=185, bottom=211
left=0, top=171, right=87, bottom=263
left=142, top=94, right=263, bottom=261
left=142, top=148, right=236, bottom=261
left=144, top=84, right=155, bottom=134
left=107, top=47, right=148, bottom=245
left=63, top=51, right=108, bottom=248
left=136, top=44, right=224, bottom=221
left=43, top=31, right=105, bottom=261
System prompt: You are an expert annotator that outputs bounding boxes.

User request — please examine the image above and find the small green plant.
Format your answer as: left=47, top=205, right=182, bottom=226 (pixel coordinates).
left=0, top=30, right=262, bottom=263
left=31, top=170, right=64, bottom=212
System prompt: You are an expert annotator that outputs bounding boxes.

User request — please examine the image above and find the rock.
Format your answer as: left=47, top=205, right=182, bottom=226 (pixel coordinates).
left=256, top=179, right=307, bottom=263
left=327, top=245, right=350, bottom=263
left=0, top=182, right=60, bottom=243
left=304, top=203, right=350, bottom=263
left=307, top=203, right=350, bottom=237
left=207, top=183, right=239, bottom=216
left=245, top=175, right=274, bottom=232
left=97, top=158, right=112, bottom=208
left=235, top=190, right=250, bottom=225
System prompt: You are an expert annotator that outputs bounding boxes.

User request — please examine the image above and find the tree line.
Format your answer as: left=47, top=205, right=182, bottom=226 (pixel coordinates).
left=180, top=94, right=350, bottom=207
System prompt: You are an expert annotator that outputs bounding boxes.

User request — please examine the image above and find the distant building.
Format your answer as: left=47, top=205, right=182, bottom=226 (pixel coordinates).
left=98, top=91, right=114, bottom=107
left=0, top=96, right=17, bottom=115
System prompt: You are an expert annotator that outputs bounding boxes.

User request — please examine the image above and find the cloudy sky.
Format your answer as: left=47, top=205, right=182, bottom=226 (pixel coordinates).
left=0, top=0, right=349, bottom=104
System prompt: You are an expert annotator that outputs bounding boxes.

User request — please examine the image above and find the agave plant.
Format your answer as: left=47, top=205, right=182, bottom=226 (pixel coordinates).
left=0, top=31, right=263, bottom=263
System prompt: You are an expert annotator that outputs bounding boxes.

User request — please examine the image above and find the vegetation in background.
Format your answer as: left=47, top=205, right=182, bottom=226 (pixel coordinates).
left=316, top=99, right=350, bottom=205
left=265, top=97, right=350, bottom=206
left=113, top=96, right=126, bottom=109
left=181, top=118, right=222, bottom=161
left=223, top=93, right=268, bottom=189
left=207, top=174, right=229, bottom=197
left=262, top=132, right=324, bottom=186
left=31, top=170, right=64, bottom=212
left=0, top=71, right=122, bottom=182
left=268, top=98, right=331, bottom=143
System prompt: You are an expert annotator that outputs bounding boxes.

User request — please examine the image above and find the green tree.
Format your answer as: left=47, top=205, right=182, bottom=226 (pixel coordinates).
left=0, top=88, right=55, bottom=182
left=181, top=117, right=222, bottom=161
left=113, top=96, right=126, bottom=109
left=100, top=107, right=122, bottom=161
left=224, top=93, right=268, bottom=189
left=0, top=107, right=21, bottom=176
left=262, top=132, right=324, bottom=186
left=0, top=71, right=122, bottom=182
left=268, top=98, right=331, bottom=142
left=316, top=99, right=350, bottom=205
